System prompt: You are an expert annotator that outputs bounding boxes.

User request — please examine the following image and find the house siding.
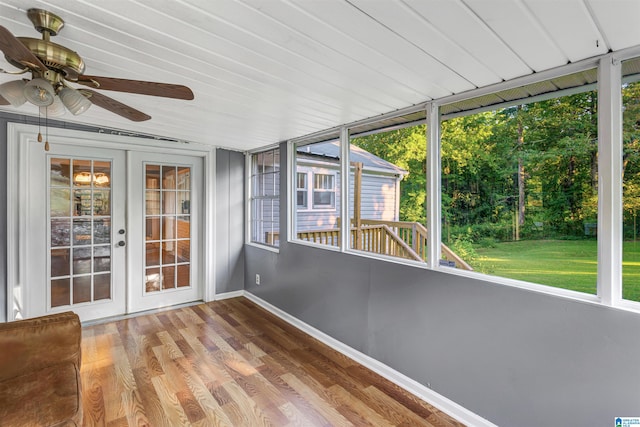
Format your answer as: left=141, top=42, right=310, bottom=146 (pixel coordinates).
left=295, top=163, right=401, bottom=233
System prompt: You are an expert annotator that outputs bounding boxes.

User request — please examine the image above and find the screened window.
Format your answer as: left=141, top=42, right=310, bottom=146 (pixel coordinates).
left=294, top=140, right=341, bottom=247
left=250, top=148, right=280, bottom=247
left=440, top=70, right=599, bottom=295
left=348, top=123, right=424, bottom=262
left=622, top=59, right=640, bottom=303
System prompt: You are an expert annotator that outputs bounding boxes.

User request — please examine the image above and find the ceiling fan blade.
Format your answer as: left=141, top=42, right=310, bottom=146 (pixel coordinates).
left=80, top=89, right=151, bottom=122
left=0, top=94, right=9, bottom=105
left=0, top=26, right=47, bottom=73
left=77, top=75, right=194, bottom=100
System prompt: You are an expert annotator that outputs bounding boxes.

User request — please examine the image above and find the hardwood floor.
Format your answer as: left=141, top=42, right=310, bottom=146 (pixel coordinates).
left=80, top=297, right=465, bottom=426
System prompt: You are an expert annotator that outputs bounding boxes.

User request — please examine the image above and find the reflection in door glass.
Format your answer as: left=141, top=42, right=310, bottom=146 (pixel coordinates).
left=145, top=164, right=191, bottom=292
left=49, top=157, right=112, bottom=308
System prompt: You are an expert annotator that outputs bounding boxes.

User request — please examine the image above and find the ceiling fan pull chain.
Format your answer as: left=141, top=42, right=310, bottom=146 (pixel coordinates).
left=37, top=107, right=42, bottom=143
left=44, top=108, right=49, bottom=151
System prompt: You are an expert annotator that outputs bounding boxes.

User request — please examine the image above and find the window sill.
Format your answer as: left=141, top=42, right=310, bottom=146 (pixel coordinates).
left=246, top=242, right=280, bottom=254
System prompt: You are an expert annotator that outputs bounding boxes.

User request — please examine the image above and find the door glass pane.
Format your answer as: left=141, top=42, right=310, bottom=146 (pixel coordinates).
left=146, top=267, right=160, bottom=292
left=177, top=240, right=190, bottom=263
left=93, top=219, right=111, bottom=244
left=73, top=218, right=92, bottom=245
left=51, top=158, right=71, bottom=186
left=72, top=159, right=91, bottom=187
left=51, top=248, right=70, bottom=277
left=94, top=274, right=111, bottom=301
left=50, top=157, right=113, bottom=308
left=177, top=217, right=190, bottom=239
left=146, top=217, right=160, bottom=240
left=73, top=247, right=91, bottom=274
left=74, top=189, right=92, bottom=216
left=146, top=191, right=160, bottom=215
left=50, top=189, right=70, bottom=217
left=162, top=266, right=175, bottom=289
left=163, top=166, right=176, bottom=189
left=162, top=241, right=176, bottom=263
left=93, top=161, right=111, bottom=188
left=51, top=219, right=70, bottom=246
left=163, top=217, right=176, bottom=239
left=162, top=191, right=176, bottom=214
left=145, top=163, right=192, bottom=292
left=73, top=276, right=91, bottom=304
left=93, top=190, right=110, bottom=216
left=146, top=242, right=160, bottom=266
left=94, top=246, right=111, bottom=272
left=177, top=265, right=190, bottom=288
left=51, top=279, right=70, bottom=307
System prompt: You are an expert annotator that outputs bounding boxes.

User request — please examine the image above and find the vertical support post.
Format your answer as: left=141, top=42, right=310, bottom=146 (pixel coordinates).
left=598, top=54, right=622, bottom=306
left=340, top=126, right=351, bottom=252
left=353, top=161, right=363, bottom=250
left=426, top=103, right=442, bottom=268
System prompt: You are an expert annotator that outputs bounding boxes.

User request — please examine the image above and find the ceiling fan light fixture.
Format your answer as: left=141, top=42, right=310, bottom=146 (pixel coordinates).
left=0, top=80, right=27, bottom=107
left=40, top=94, right=65, bottom=117
left=59, top=87, right=91, bottom=115
left=24, top=78, right=55, bottom=107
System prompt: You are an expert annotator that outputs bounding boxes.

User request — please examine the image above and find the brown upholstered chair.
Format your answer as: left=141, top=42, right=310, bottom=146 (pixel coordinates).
left=0, top=311, right=82, bottom=426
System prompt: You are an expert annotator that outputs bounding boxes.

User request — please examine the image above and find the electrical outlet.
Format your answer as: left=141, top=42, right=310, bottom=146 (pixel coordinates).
left=255, top=274, right=261, bottom=285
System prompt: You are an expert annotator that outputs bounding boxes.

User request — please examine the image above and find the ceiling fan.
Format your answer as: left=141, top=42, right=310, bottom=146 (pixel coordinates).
left=0, top=8, right=194, bottom=122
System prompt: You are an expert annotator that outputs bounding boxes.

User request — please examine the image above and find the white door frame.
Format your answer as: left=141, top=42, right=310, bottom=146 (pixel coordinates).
left=6, top=123, right=217, bottom=321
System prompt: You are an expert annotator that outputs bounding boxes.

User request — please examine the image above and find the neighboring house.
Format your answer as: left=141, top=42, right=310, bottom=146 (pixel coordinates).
left=295, top=141, right=407, bottom=233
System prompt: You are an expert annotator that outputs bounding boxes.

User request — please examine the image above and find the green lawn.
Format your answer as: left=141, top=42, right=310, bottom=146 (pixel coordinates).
left=472, top=239, right=640, bottom=302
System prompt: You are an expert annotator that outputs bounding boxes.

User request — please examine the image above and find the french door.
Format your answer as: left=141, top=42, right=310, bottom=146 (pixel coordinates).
left=127, top=152, right=202, bottom=313
left=22, top=140, right=203, bottom=322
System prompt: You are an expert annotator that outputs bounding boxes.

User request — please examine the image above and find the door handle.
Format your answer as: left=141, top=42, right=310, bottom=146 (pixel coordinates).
left=117, top=241, right=126, bottom=247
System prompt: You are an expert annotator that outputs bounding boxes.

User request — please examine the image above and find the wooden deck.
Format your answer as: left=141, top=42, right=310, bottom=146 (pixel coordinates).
left=80, top=297, right=465, bottom=426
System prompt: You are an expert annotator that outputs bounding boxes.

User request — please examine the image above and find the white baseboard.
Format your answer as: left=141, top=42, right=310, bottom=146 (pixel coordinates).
left=214, top=290, right=245, bottom=300
left=244, top=291, right=497, bottom=427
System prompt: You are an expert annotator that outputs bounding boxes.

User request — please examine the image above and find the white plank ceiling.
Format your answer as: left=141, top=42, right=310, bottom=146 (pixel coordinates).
left=0, top=0, right=638, bottom=151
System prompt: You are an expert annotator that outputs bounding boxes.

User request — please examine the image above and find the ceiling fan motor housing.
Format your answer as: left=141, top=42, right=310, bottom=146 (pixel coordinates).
left=14, top=37, right=85, bottom=80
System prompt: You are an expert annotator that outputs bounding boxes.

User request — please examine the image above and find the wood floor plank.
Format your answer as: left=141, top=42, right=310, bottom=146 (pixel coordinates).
left=150, top=374, right=191, bottom=426
left=281, top=372, right=353, bottom=426
left=120, top=388, right=150, bottom=427
left=80, top=297, right=465, bottom=427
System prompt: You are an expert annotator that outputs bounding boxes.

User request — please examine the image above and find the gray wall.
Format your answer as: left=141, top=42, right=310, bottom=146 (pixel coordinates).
left=244, top=143, right=640, bottom=427
left=215, top=148, right=245, bottom=294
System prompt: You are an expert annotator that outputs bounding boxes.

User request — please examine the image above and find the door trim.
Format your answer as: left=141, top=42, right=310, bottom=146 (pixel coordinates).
left=6, top=123, right=216, bottom=321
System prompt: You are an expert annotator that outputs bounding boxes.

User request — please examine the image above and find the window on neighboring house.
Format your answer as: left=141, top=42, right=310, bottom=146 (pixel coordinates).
left=296, top=172, right=308, bottom=209
left=440, top=68, right=599, bottom=296
left=250, top=148, right=280, bottom=247
left=312, top=173, right=336, bottom=209
left=293, top=140, right=341, bottom=247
